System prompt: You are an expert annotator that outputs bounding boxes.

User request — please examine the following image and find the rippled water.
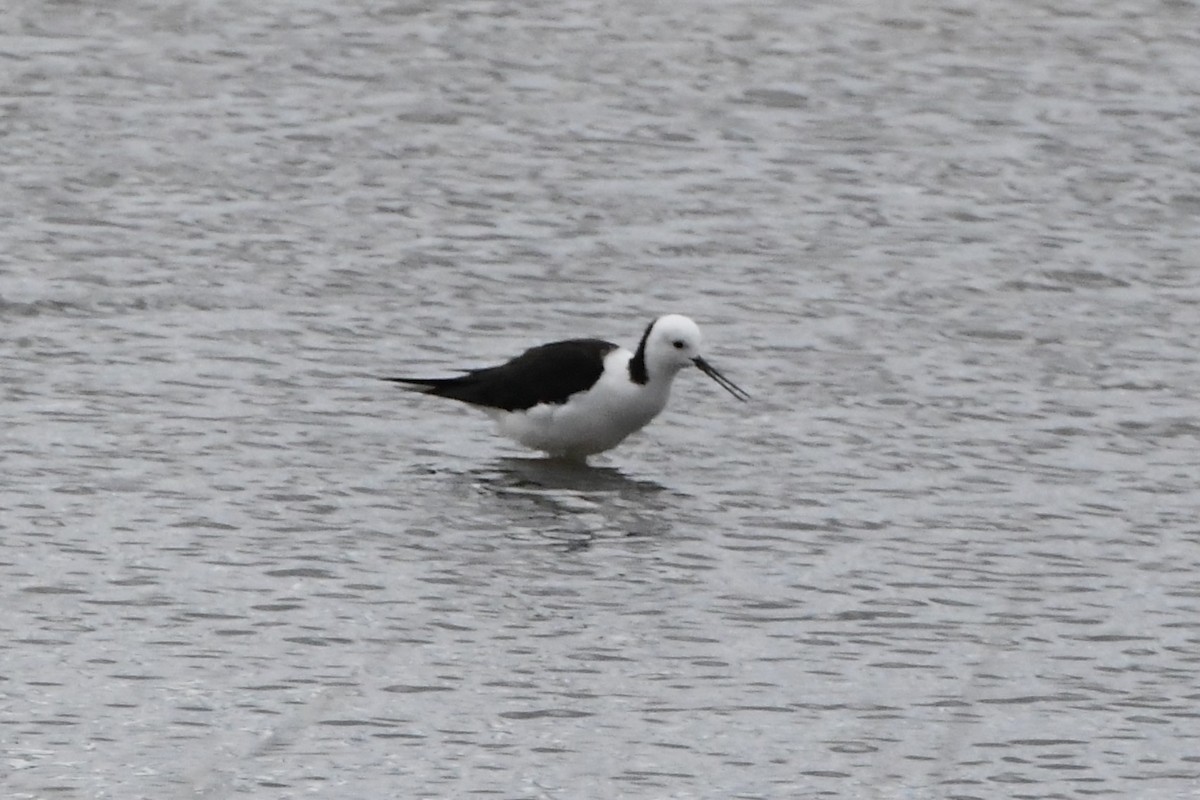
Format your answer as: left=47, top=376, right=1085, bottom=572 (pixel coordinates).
left=3, top=0, right=1200, bottom=797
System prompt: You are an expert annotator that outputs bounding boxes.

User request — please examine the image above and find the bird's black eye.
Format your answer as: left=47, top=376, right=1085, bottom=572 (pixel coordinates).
left=672, top=340, right=685, bottom=349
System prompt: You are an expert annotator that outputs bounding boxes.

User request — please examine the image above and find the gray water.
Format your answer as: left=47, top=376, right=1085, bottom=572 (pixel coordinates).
left=3, top=0, right=1200, bottom=798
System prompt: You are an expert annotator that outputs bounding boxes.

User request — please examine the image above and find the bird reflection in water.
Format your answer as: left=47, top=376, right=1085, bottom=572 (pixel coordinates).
left=469, top=457, right=679, bottom=550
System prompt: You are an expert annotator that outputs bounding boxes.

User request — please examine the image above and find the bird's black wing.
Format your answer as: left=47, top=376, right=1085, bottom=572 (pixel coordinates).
left=384, top=338, right=618, bottom=412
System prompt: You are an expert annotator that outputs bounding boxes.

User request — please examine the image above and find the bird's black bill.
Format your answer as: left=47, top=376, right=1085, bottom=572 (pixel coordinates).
left=693, top=356, right=750, bottom=402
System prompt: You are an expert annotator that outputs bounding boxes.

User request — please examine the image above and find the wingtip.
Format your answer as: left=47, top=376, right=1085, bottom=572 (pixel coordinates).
left=380, top=376, right=435, bottom=391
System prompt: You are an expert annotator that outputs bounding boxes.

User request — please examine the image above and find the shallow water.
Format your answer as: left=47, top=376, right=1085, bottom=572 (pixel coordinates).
left=3, top=0, right=1200, bottom=798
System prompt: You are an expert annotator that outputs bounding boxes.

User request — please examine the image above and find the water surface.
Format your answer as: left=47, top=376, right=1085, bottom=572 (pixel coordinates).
left=3, top=0, right=1199, bottom=797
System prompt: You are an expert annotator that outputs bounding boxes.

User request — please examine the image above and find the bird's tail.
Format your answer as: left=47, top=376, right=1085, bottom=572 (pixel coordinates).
left=380, top=374, right=486, bottom=405
left=381, top=376, right=451, bottom=393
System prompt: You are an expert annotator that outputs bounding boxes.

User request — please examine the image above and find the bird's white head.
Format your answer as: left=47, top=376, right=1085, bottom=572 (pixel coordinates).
left=643, top=314, right=705, bottom=375
left=635, top=314, right=750, bottom=401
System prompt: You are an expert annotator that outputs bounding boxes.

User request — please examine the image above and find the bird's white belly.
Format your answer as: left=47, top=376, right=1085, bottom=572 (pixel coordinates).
left=489, top=369, right=669, bottom=458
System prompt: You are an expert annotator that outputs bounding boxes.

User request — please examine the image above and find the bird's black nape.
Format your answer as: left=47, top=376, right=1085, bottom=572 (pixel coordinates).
left=627, top=319, right=655, bottom=385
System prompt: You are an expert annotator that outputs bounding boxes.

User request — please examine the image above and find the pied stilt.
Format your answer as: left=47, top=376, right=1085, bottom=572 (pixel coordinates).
left=384, top=314, right=749, bottom=460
